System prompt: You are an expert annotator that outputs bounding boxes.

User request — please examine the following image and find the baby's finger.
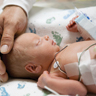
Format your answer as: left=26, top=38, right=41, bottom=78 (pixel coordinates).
left=68, top=20, right=76, bottom=28
left=69, top=16, right=79, bottom=26
left=73, top=15, right=79, bottom=20
left=43, top=71, right=49, bottom=74
left=67, top=24, right=78, bottom=32
left=67, top=21, right=72, bottom=27
left=66, top=25, right=71, bottom=31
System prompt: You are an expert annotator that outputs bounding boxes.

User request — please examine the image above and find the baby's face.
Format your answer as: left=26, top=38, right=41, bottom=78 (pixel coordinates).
left=16, top=33, right=60, bottom=68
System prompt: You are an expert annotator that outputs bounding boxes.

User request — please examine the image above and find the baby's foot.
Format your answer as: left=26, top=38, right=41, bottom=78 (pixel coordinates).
left=66, top=16, right=79, bottom=32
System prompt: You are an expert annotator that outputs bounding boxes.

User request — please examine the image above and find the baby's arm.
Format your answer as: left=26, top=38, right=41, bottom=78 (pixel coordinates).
left=37, top=71, right=87, bottom=96
left=66, top=16, right=79, bottom=32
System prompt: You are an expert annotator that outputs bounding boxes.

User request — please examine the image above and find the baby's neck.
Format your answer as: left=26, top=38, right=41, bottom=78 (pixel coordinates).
left=47, top=60, right=54, bottom=73
left=46, top=46, right=66, bottom=73
left=47, top=56, right=59, bottom=74
left=47, top=45, right=67, bottom=74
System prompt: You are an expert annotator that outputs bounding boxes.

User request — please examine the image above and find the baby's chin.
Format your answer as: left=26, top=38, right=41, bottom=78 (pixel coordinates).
left=56, top=45, right=60, bottom=52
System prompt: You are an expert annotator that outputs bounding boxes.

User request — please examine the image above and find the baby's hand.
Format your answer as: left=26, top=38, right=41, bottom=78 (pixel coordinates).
left=66, top=16, right=79, bottom=32
left=37, top=71, right=50, bottom=89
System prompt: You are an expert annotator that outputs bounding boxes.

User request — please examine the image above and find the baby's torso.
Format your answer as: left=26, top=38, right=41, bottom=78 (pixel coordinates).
left=50, top=41, right=96, bottom=93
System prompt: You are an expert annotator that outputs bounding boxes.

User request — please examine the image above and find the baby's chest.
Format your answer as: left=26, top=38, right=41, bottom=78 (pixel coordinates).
left=51, top=54, right=80, bottom=80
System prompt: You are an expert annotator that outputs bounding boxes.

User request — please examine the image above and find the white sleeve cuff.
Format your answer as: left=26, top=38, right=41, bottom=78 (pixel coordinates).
left=2, top=0, right=36, bottom=15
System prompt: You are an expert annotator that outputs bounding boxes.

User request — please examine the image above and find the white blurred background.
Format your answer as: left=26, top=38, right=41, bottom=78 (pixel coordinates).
left=0, top=0, right=96, bottom=9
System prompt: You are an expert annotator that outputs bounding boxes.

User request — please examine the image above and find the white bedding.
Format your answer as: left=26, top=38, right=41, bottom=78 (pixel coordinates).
left=26, top=6, right=96, bottom=49
left=0, top=2, right=96, bottom=96
left=0, top=79, right=53, bottom=96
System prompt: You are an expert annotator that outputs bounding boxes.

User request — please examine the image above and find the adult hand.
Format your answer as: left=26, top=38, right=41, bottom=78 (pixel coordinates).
left=0, top=5, right=28, bottom=82
left=0, top=5, right=28, bottom=54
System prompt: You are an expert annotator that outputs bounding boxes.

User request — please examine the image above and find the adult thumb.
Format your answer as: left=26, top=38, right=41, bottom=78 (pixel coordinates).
left=0, top=26, right=15, bottom=54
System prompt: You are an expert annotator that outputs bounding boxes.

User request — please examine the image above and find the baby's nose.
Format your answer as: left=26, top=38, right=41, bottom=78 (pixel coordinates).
left=44, top=35, right=49, bottom=40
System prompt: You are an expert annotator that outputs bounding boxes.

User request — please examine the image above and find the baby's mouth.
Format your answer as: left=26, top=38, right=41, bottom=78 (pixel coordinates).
left=52, top=40, right=56, bottom=45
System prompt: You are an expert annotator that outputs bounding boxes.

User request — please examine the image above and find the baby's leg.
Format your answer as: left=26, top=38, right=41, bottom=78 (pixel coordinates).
left=66, top=16, right=79, bottom=32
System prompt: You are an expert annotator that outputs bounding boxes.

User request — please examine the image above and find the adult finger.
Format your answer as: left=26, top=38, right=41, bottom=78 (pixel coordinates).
left=0, top=59, right=8, bottom=82
left=0, top=24, right=16, bottom=54
left=0, top=72, right=8, bottom=82
left=0, top=15, right=3, bottom=37
left=0, top=59, right=6, bottom=75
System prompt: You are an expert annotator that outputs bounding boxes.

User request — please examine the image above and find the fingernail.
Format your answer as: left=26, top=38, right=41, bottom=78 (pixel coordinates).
left=1, top=45, right=8, bottom=53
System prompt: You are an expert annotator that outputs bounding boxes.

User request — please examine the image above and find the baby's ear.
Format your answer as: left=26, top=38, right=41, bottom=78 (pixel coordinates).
left=25, top=63, right=42, bottom=73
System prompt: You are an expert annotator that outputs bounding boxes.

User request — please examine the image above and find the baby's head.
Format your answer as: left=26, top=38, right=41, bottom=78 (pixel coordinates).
left=2, top=33, right=60, bottom=79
